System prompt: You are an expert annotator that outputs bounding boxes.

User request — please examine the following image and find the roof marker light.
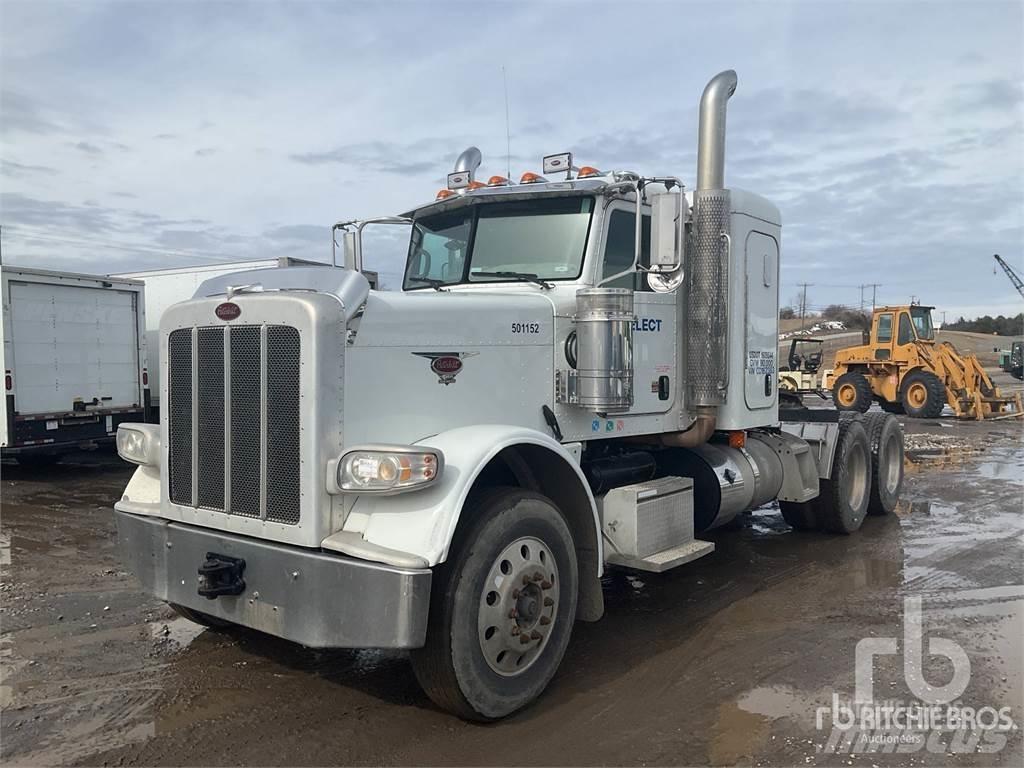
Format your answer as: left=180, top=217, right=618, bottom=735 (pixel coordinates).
left=577, top=166, right=601, bottom=178
left=520, top=171, right=547, bottom=184
left=487, top=175, right=510, bottom=187
left=466, top=180, right=487, bottom=191
left=436, top=189, right=455, bottom=200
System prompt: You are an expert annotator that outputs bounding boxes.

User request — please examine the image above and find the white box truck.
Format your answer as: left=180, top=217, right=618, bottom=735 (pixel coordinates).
left=1, top=266, right=150, bottom=462
left=115, top=258, right=376, bottom=414
left=112, top=71, right=906, bottom=720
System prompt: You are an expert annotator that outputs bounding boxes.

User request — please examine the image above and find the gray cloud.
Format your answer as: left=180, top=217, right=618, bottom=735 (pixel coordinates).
left=290, top=138, right=461, bottom=174
left=0, top=91, right=62, bottom=135
left=949, top=79, right=1024, bottom=111
left=73, top=141, right=103, bottom=154
left=194, top=147, right=216, bottom=157
left=1, top=159, right=58, bottom=178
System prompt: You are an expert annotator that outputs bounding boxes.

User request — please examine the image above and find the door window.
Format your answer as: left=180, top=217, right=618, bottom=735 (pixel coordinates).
left=600, top=210, right=650, bottom=290
left=876, top=313, right=893, bottom=343
left=898, top=313, right=915, bottom=345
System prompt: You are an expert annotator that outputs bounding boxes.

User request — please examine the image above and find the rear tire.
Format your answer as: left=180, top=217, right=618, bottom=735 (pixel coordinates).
left=832, top=371, right=873, bottom=413
left=815, top=418, right=871, bottom=534
left=900, top=370, right=945, bottom=418
left=780, top=501, right=818, bottom=531
left=861, top=413, right=904, bottom=516
left=169, top=603, right=231, bottom=628
left=410, top=488, right=578, bottom=721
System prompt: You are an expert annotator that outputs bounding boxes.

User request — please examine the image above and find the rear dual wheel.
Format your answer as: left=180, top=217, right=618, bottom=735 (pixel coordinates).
left=411, top=488, right=578, bottom=721
left=861, top=412, right=904, bottom=515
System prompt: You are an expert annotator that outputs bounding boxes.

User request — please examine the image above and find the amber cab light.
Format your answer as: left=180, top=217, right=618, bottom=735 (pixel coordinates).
left=436, top=189, right=455, bottom=200
left=487, top=175, right=510, bottom=186
left=520, top=171, right=547, bottom=184
left=577, top=166, right=601, bottom=178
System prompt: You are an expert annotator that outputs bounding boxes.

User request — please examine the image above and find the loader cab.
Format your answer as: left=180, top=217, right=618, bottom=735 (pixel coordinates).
left=871, top=305, right=935, bottom=362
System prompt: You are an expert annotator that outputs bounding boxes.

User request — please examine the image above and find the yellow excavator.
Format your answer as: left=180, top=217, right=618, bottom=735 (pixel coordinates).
left=828, top=305, right=1022, bottom=420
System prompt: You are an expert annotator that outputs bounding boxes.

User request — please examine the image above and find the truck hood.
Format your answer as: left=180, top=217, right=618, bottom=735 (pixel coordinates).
left=351, top=289, right=556, bottom=348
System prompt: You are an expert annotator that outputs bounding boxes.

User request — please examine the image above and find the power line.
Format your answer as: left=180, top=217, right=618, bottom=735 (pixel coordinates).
left=797, top=282, right=813, bottom=331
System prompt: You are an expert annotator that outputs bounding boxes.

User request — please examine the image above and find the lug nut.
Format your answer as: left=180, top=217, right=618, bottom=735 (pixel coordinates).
left=508, top=608, right=518, bottom=619
left=541, top=580, right=552, bottom=590
left=544, top=597, right=554, bottom=606
left=511, top=625, right=520, bottom=635
left=533, top=572, right=544, bottom=582
left=530, top=630, right=542, bottom=640
left=539, top=616, right=551, bottom=625
left=519, top=634, right=532, bottom=645
left=522, top=574, right=532, bottom=585
left=512, top=588, right=520, bottom=599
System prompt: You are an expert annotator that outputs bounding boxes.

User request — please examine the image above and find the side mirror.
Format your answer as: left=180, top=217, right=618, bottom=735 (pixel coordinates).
left=342, top=230, right=361, bottom=271
left=649, top=192, right=685, bottom=272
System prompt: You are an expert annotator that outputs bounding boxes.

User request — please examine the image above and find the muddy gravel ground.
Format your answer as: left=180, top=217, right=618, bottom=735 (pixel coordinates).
left=2, top=381, right=1022, bottom=766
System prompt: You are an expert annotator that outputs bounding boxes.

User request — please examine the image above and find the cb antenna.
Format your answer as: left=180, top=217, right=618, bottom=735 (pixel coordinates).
left=502, top=65, right=511, bottom=180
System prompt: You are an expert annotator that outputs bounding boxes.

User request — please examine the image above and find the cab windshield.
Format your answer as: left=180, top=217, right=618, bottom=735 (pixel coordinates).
left=910, top=306, right=935, bottom=340
left=403, top=196, right=594, bottom=289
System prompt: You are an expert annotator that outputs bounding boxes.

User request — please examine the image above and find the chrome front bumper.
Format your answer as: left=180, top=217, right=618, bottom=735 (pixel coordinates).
left=114, top=510, right=432, bottom=649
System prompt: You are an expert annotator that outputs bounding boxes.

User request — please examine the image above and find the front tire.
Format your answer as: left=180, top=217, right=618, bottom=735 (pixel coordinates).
left=832, top=371, right=873, bottom=413
left=411, top=488, right=578, bottom=720
left=900, top=370, right=946, bottom=418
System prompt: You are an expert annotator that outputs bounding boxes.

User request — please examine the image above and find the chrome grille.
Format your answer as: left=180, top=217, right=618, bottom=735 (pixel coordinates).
left=266, top=327, right=301, bottom=524
left=230, top=327, right=262, bottom=519
left=168, top=330, right=193, bottom=506
left=167, top=324, right=301, bottom=525
left=196, top=328, right=225, bottom=510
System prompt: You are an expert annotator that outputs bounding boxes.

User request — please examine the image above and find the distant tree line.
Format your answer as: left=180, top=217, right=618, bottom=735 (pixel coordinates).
left=778, top=303, right=871, bottom=329
left=944, top=313, right=1024, bottom=336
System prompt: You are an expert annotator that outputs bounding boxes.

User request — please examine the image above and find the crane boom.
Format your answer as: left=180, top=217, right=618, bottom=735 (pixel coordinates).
left=994, top=254, right=1024, bottom=299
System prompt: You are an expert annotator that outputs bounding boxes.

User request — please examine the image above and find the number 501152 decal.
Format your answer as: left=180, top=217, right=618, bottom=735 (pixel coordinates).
left=511, top=322, right=541, bottom=334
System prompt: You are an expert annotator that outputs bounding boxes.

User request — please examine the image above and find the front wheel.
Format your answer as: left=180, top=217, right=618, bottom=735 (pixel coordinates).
left=900, top=370, right=946, bottom=418
left=410, top=488, right=578, bottom=720
left=832, top=371, right=873, bottom=413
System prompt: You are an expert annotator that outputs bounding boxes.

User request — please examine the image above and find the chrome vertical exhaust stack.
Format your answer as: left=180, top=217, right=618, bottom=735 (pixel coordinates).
left=696, top=70, right=737, bottom=191
left=687, top=70, right=737, bottom=412
left=453, top=146, right=482, bottom=182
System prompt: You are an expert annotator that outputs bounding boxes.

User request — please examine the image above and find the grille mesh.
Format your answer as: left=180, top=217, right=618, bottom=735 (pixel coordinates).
left=168, top=330, right=193, bottom=506
left=166, top=323, right=302, bottom=525
left=230, top=326, right=262, bottom=519
left=196, top=327, right=225, bottom=510
left=266, top=327, right=301, bottom=524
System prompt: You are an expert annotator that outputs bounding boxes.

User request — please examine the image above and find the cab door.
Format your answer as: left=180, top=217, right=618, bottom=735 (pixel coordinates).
left=597, top=204, right=676, bottom=416
left=872, top=311, right=895, bottom=360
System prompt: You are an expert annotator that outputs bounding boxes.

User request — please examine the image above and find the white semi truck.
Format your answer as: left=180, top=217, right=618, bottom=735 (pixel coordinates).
left=113, top=71, right=905, bottom=720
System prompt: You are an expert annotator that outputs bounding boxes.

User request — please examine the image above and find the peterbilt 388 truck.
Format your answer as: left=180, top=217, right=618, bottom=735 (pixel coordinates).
left=113, top=70, right=905, bottom=720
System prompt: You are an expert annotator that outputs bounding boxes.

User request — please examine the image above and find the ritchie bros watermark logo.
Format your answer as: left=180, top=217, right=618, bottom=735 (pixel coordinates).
left=815, top=596, right=1017, bottom=755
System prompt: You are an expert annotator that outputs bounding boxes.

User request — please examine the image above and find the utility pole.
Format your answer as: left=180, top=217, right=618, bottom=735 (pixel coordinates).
left=798, top=282, right=813, bottom=331
left=858, top=284, right=865, bottom=312
left=863, top=283, right=881, bottom=311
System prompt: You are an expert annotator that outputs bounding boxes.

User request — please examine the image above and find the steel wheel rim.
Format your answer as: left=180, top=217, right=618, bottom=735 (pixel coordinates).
left=882, top=434, right=901, bottom=494
left=846, top=443, right=868, bottom=512
left=838, top=384, right=856, bottom=406
left=477, top=536, right=558, bottom=677
left=907, top=382, right=927, bottom=408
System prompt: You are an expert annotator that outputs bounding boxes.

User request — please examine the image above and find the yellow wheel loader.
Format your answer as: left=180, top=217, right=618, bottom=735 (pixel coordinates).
left=828, top=305, right=1022, bottom=420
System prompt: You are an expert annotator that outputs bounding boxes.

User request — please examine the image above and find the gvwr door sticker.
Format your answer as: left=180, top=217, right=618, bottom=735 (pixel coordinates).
left=746, top=350, right=775, bottom=375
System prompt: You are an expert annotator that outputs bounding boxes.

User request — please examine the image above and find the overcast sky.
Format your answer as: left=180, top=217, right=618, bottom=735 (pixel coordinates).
left=1, top=0, right=1022, bottom=320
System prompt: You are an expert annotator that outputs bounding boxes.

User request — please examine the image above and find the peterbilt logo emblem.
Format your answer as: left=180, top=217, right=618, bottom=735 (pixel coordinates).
left=413, top=352, right=479, bottom=385
left=215, top=302, right=241, bottom=320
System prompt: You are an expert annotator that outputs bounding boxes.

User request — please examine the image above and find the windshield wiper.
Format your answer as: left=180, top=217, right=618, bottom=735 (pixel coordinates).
left=472, top=271, right=554, bottom=289
left=407, top=277, right=448, bottom=291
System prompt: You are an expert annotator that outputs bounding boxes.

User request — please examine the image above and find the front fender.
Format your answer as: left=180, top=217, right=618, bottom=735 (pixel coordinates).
left=337, top=424, right=600, bottom=568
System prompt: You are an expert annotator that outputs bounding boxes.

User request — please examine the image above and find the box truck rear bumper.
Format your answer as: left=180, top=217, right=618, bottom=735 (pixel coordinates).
left=114, top=510, right=432, bottom=649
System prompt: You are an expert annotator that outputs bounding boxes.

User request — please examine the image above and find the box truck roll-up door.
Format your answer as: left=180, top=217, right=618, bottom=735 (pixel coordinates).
left=9, top=282, right=140, bottom=414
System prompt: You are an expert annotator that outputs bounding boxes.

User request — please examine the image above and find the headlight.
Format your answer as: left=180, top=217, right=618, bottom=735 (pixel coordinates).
left=116, top=424, right=160, bottom=466
left=335, top=446, right=443, bottom=494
